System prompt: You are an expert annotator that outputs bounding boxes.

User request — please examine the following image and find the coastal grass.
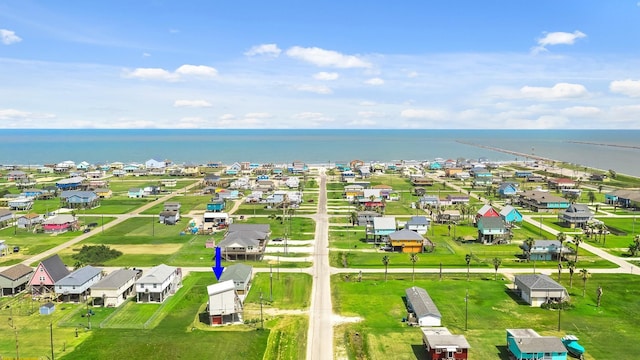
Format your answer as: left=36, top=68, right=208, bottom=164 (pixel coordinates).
left=332, top=273, right=640, bottom=360
left=244, top=273, right=312, bottom=310
left=140, top=194, right=211, bottom=214
left=62, top=272, right=270, bottom=360
left=261, top=315, right=308, bottom=360
left=83, top=197, right=154, bottom=214
left=81, top=217, right=189, bottom=245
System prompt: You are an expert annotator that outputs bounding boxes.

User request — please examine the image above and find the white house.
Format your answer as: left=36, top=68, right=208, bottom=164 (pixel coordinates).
left=91, top=269, right=138, bottom=307
left=405, top=286, right=441, bottom=327
left=405, top=216, right=431, bottom=235
left=145, top=158, right=166, bottom=169
left=207, top=280, right=243, bottom=325
left=55, top=266, right=102, bottom=303
left=203, top=212, right=230, bottom=231
left=136, top=264, right=182, bottom=303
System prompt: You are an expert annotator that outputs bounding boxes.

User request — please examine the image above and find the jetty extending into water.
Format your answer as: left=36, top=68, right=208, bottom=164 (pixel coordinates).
left=455, top=140, right=554, bottom=163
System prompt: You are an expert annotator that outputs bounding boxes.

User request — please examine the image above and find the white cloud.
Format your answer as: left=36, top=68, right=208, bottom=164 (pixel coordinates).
left=0, top=29, right=22, bottom=45
left=400, top=108, right=447, bottom=120
left=359, top=101, right=377, bottom=106
left=286, top=46, right=371, bottom=68
left=364, top=78, right=384, bottom=86
left=244, top=112, right=272, bottom=119
left=142, top=52, right=151, bottom=57
left=175, top=64, right=218, bottom=77
left=292, top=112, right=334, bottom=124
left=532, top=30, right=586, bottom=54
left=610, top=79, right=640, bottom=97
left=313, top=72, right=339, bottom=81
left=347, top=118, right=377, bottom=126
left=0, top=108, right=55, bottom=120
left=519, top=83, right=588, bottom=99
left=219, top=114, right=235, bottom=121
left=175, top=117, right=207, bottom=128
left=505, top=115, right=570, bottom=129
left=124, top=67, right=178, bottom=81
left=245, top=43, right=282, bottom=57
left=124, top=64, right=217, bottom=81
left=560, top=106, right=602, bottom=117
left=173, top=100, right=212, bottom=108
left=407, top=71, right=419, bottom=78
left=294, top=84, right=333, bottom=94
left=358, top=111, right=386, bottom=118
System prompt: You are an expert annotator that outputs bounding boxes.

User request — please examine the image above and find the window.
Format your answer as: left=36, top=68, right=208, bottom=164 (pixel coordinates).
left=39, top=276, right=46, bottom=281
left=140, top=284, right=144, bottom=288
left=153, top=284, right=157, bottom=288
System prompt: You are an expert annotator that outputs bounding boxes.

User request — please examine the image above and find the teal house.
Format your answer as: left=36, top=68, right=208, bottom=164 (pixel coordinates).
left=507, top=329, right=567, bottom=360
left=500, top=205, right=523, bottom=223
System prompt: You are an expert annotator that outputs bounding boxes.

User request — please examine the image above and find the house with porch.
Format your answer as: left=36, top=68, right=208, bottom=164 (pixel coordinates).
left=405, top=216, right=431, bottom=235
left=159, top=202, right=181, bottom=225
left=558, top=204, right=593, bottom=229
left=388, top=229, right=432, bottom=253
left=477, top=216, right=508, bottom=244
left=356, top=211, right=381, bottom=226
left=605, top=189, right=640, bottom=209
left=42, top=214, right=78, bottom=233
left=548, top=178, right=576, bottom=190
left=219, top=264, right=253, bottom=296
left=405, top=286, right=441, bottom=326
left=498, top=182, right=518, bottom=197
left=513, top=274, right=569, bottom=307
left=217, top=224, right=270, bottom=260
left=499, top=205, right=523, bottom=224
left=506, top=329, right=567, bottom=360
left=421, top=327, right=470, bottom=360
left=128, top=188, right=144, bottom=198
left=0, top=264, right=33, bottom=296
left=60, top=190, right=100, bottom=209
left=207, top=280, right=243, bottom=325
left=8, top=197, right=33, bottom=210
left=518, top=191, right=570, bottom=213
left=136, top=264, right=182, bottom=303
left=55, top=176, right=85, bottom=190
left=29, top=254, right=70, bottom=296
left=91, top=268, right=138, bottom=307
left=94, top=188, right=113, bottom=199
left=368, top=217, right=396, bottom=243
left=207, top=198, right=226, bottom=212
left=17, top=213, right=44, bottom=229
left=520, top=240, right=572, bottom=261
left=6, top=170, right=27, bottom=181
left=55, top=265, right=102, bottom=303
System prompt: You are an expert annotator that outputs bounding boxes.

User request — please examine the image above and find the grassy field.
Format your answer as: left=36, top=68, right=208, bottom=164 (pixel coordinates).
left=0, top=225, right=89, bottom=265
left=140, top=194, right=212, bottom=214
left=332, top=272, right=640, bottom=360
left=244, top=273, right=312, bottom=310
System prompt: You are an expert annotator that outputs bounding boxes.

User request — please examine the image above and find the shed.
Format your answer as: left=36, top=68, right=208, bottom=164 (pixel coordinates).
left=405, top=286, right=441, bottom=326
left=40, top=302, right=55, bottom=315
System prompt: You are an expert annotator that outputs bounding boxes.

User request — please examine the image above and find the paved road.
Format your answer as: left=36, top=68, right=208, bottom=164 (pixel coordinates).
left=306, top=168, right=333, bottom=360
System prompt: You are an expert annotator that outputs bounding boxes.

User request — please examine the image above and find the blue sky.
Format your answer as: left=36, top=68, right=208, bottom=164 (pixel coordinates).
left=1, top=1, right=640, bottom=129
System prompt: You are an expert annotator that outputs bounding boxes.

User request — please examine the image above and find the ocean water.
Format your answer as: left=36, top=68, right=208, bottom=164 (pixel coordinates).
left=1, top=129, right=639, bottom=176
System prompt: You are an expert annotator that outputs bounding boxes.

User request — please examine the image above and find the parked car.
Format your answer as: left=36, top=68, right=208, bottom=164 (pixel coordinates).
left=272, top=237, right=284, bottom=242
left=13, top=246, right=19, bottom=253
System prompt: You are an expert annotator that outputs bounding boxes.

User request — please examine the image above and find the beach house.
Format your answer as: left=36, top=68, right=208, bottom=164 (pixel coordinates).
left=29, top=254, right=70, bottom=296
left=558, top=204, right=593, bottom=229
left=91, top=268, right=138, bottom=307
left=506, top=329, right=567, bottom=360
left=136, top=264, right=182, bottom=303
left=421, top=327, right=470, bottom=360
left=388, top=229, right=430, bottom=253
left=207, top=280, right=243, bottom=325
left=42, top=214, right=78, bottom=233
left=0, top=264, right=33, bottom=296
left=513, top=274, right=569, bottom=307
left=55, top=265, right=103, bottom=303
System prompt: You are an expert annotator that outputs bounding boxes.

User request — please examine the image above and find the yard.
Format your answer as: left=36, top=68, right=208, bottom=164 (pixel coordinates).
left=332, top=272, right=640, bottom=360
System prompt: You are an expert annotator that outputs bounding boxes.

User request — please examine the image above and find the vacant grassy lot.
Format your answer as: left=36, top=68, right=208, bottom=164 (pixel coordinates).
left=140, top=194, right=212, bottom=214
left=332, top=272, right=640, bottom=360
left=83, top=197, right=154, bottom=214
left=244, top=273, right=312, bottom=310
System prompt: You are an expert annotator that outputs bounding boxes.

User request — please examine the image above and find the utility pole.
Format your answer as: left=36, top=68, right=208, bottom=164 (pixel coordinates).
left=465, top=289, right=469, bottom=331
left=269, top=265, right=273, bottom=302
left=259, top=292, right=264, bottom=330
left=50, top=321, right=55, bottom=360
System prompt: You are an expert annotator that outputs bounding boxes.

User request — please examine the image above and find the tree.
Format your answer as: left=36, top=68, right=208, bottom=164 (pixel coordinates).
left=492, top=257, right=502, bottom=281
left=597, top=184, right=603, bottom=193
left=608, top=169, right=617, bottom=179
left=567, top=260, right=576, bottom=288
left=556, top=232, right=567, bottom=264
left=465, top=253, right=472, bottom=281
left=580, top=268, right=590, bottom=297
left=596, top=286, right=603, bottom=307
left=557, top=262, right=563, bottom=282
left=573, top=234, right=583, bottom=262
left=628, top=235, right=640, bottom=257
left=382, top=255, right=390, bottom=282
left=587, top=190, right=596, bottom=205
left=410, top=253, right=419, bottom=282
left=524, top=237, right=535, bottom=262
left=600, top=223, right=608, bottom=246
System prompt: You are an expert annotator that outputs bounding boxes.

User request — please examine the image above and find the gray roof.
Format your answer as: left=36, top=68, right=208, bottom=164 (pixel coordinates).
left=0, top=209, right=12, bottom=217
left=515, top=274, right=566, bottom=292
left=40, top=254, right=70, bottom=282
left=228, top=223, right=270, bottom=233
left=56, top=176, right=85, bottom=184
left=219, top=264, right=253, bottom=283
left=423, top=333, right=471, bottom=349
left=406, top=216, right=429, bottom=226
left=507, top=329, right=567, bottom=354
left=56, top=265, right=101, bottom=286
left=43, top=214, right=77, bottom=225
left=91, top=269, right=138, bottom=290
left=499, top=205, right=520, bottom=217
left=60, top=190, right=98, bottom=199
left=405, top=286, right=441, bottom=319
left=218, top=236, right=260, bottom=248
left=477, top=216, right=505, bottom=229
left=389, top=229, right=424, bottom=241
left=137, top=264, right=176, bottom=284
left=0, top=264, right=33, bottom=281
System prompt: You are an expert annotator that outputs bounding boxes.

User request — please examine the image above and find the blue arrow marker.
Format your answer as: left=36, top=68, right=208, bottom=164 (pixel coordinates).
left=212, top=247, right=224, bottom=280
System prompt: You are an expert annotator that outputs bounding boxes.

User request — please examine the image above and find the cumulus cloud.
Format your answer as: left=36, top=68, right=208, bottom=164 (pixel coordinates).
left=365, top=78, right=384, bottom=86
left=294, top=84, right=333, bottom=94
left=0, top=108, right=55, bottom=120
left=244, top=112, right=272, bottom=119
left=610, top=79, right=640, bottom=97
left=173, top=100, right=212, bottom=108
left=519, top=83, right=588, bottom=99
left=176, top=64, right=218, bottom=77
left=125, top=64, right=217, bottom=81
left=532, top=30, right=586, bottom=54
left=286, top=46, right=371, bottom=68
left=313, top=72, right=339, bottom=80
left=400, top=108, right=447, bottom=120
left=0, top=29, right=22, bottom=45
left=245, top=43, right=282, bottom=57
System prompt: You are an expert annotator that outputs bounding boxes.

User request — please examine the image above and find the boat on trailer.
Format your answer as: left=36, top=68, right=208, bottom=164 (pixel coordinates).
left=561, top=335, right=585, bottom=359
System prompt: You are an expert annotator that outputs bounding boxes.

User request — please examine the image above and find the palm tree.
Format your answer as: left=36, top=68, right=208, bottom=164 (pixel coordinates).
left=587, top=190, right=596, bottom=205
left=556, top=232, right=567, bottom=264
left=567, top=260, right=576, bottom=288
left=580, top=268, right=591, bottom=297
left=596, top=285, right=603, bottom=307
left=382, top=255, right=390, bottom=282
left=570, top=235, right=581, bottom=263
left=524, top=237, right=535, bottom=262
left=601, top=223, right=608, bottom=246
left=410, top=253, right=419, bottom=282
left=557, top=262, right=563, bottom=282
left=492, top=257, right=502, bottom=281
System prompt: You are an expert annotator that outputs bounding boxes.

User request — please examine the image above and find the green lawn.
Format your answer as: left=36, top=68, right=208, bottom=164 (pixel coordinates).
left=332, top=273, right=640, bottom=360
left=140, top=194, right=212, bottom=214
left=83, top=197, right=154, bottom=214
left=244, top=273, right=312, bottom=310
